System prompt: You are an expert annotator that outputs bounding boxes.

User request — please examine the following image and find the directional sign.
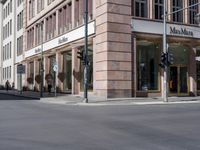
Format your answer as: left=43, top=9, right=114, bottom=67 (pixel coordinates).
left=17, top=64, right=25, bottom=74
left=53, top=64, right=58, bottom=72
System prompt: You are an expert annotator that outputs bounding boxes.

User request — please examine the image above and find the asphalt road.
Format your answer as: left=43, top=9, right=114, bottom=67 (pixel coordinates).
left=0, top=97, right=200, bottom=150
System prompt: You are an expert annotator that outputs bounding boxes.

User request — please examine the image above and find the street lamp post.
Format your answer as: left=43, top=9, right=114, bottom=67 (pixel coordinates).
left=162, top=1, right=200, bottom=102
left=163, top=0, right=168, bottom=102
left=83, top=0, right=89, bottom=103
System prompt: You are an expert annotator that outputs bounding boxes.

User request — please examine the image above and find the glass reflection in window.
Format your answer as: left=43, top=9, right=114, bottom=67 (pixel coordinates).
left=137, top=41, right=159, bottom=91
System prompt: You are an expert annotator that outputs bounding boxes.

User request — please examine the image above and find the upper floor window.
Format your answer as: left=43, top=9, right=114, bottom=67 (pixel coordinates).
left=10, top=0, right=12, bottom=12
left=17, top=11, right=23, bottom=31
left=172, top=0, right=183, bottom=22
left=17, top=36, right=23, bottom=56
left=46, top=13, right=56, bottom=41
left=29, top=0, right=35, bottom=19
left=189, top=0, right=199, bottom=24
left=155, top=0, right=163, bottom=20
left=48, top=0, right=54, bottom=5
left=37, top=0, right=44, bottom=13
left=134, top=0, right=147, bottom=17
left=17, top=0, right=23, bottom=7
left=58, top=3, right=72, bottom=34
left=35, top=21, right=44, bottom=45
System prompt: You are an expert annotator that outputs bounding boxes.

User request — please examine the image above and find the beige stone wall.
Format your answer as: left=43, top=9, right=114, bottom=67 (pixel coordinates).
left=95, top=0, right=132, bottom=98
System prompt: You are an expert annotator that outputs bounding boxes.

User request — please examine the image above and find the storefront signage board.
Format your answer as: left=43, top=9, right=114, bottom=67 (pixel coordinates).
left=132, top=19, right=200, bottom=38
left=25, top=21, right=95, bottom=58
left=169, top=26, right=193, bottom=37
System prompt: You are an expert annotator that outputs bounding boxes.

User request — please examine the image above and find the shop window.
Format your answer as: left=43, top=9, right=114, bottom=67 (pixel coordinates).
left=133, top=0, right=147, bottom=18
left=137, top=41, right=159, bottom=91
left=63, top=51, right=72, bottom=92
left=27, top=62, right=34, bottom=90
left=168, top=44, right=188, bottom=65
left=49, top=55, right=56, bottom=90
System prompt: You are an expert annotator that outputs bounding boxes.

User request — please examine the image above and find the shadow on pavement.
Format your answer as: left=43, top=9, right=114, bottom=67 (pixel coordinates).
left=0, top=93, right=40, bottom=100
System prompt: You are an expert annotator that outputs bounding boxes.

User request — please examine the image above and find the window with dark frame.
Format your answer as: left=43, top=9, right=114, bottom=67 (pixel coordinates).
left=134, top=0, right=147, bottom=18
left=189, top=0, right=199, bottom=24
left=154, top=0, right=163, bottom=20
left=172, top=0, right=183, bottom=22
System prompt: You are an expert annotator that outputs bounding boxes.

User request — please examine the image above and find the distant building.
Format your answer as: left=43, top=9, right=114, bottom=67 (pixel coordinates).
left=0, top=0, right=23, bottom=90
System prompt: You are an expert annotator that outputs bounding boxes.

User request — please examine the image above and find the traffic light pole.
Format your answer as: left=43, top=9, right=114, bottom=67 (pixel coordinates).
left=162, top=1, right=200, bottom=102
left=163, top=0, right=168, bottom=102
left=83, top=0, right=88, bottom=103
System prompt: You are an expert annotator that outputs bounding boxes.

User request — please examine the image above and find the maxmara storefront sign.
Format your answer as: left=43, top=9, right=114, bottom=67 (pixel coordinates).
left=169, top=26, right=194, bottom=37
left=25, top=21, right=95, bottom=58
left=132, top=19, right=199, bottom=38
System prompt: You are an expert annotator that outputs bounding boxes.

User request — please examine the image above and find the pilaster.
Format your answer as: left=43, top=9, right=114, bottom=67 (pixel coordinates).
left=72, top=47, right=79, bottom=94
left=95, top=0, right=132, bottom=98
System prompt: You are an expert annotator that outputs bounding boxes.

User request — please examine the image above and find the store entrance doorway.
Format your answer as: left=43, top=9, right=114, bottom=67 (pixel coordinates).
left=169, top=66, right=188, bottom=96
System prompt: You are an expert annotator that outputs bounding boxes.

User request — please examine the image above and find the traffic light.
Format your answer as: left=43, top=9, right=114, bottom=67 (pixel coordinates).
left=167, top=52, right=174, bottom=66
left=77, top=49, right=84, bottom=61
left=159, top=52, right=167, bottom=68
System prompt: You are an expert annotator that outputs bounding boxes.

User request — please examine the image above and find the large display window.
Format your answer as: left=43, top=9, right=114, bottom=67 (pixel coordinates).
left=168, top=44, right=188, bottom=95
left=63, top=51, right=72, bottom=92
left=137, top=40, right=159, bottom=91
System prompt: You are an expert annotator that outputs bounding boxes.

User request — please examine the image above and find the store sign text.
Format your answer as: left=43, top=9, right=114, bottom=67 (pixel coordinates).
left=35, top=48, right=41, bottom=54
left=58, top=36, right=68, bottom=44
left=170, top=26, right=193, bottom=37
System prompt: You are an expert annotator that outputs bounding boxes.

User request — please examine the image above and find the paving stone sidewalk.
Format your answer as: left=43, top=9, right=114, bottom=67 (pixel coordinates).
left=40, top=94, right=200, bottom=105
left=1, top=89, right=200, bottom=105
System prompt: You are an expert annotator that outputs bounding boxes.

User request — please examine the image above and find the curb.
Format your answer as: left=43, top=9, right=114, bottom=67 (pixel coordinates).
left=39, top=99, right=200, bottom=106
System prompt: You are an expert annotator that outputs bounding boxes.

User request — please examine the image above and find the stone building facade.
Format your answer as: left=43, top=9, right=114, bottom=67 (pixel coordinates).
left=1, top=0, right=200, bottom=99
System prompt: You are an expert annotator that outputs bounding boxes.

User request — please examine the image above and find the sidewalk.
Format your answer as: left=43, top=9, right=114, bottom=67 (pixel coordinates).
left=1, top=89, right=200, bottom=105
left=40, top=94, right=200, bottom=106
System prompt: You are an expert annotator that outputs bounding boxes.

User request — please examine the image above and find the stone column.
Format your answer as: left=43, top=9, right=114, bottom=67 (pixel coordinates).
left=167, top=0, right=171, bottom=21
left=189, top=47, right=197, bottom=96
left=55, top=9, right=59, bottom=36
left=72, top=47, right=79, bottom=94
left=149, top=0, right=153, bottom=19
left=56, top=51, right=61, bottom=91
left=71, top=0, right=75, bottom=28
left=183, top=0, right=188, bottom=24
left=95, top=0, right=132, bottom=98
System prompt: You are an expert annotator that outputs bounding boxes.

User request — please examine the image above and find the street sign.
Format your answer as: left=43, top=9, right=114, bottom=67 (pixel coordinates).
left=53, top=64, right=58, bottom=72
left=17, top=64, right=25, bottom=74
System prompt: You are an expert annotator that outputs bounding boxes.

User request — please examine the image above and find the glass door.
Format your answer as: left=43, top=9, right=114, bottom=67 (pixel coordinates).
left=169, top=66, right=178, bottom=93
left=179, top=67, right=188, bottom=93
left=169, top=66, right=188, bottom=95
